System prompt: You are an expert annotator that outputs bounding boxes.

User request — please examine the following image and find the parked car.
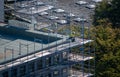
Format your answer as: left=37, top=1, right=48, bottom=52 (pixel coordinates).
left=56, top=19, right=68, bottom=25
left=76, top=1, right=88, bottom=5
left=34, top=1, right=45, bottom=6
left=53, top=9, right=65, bottom=13
left=47, top=16, right=59, bottom=20
left=63, top=13, right=76, bottom=18
left=74, top=17, right=87, bottom=22
left=86, top=4, right=96, bottom=9
left=18, top=4, right=28, bottom=8
left=92, top=0, right=102, bottom=3
left=45, top=5, right=54, bottom=10
left=38, top=11, right=48, bottom=16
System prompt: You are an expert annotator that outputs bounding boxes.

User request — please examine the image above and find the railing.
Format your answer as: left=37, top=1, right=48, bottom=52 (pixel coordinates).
left=0, top=38, right=92, bottom=71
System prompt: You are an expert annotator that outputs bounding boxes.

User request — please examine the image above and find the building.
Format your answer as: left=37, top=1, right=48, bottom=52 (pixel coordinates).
left=0, top=23, right=93, bottom=77
left=0, top=0, right=4, bottom=22
left=0, top=0, right=94, bottom=77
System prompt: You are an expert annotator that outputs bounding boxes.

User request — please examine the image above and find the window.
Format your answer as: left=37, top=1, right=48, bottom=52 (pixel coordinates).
left=40, top=75, right=43, bottom=77
left=45, top=73, right=51, bottom=77
left=63, top=68, right=67, bottom=73
left=38, top=74, right=43, bottom=77
left=28, top=62, right=34, bottom=73
left=29, top=74, right=34, bottom=77
left=62, top=68, right=68, bottom=77
left=19, top=65, right=26, bottom=77
left=37, top=59, right=42, bottom=70
left=53, top=70, right=59, bottom=76
left=11, top=68, right=17, bottom=77
left=63, top=52, right=68, bottom=61
left=46, top=57, right=51, bottom=67
left=54, top=54, right=59, bottom=65
left=2, top=71, right=9, bottom=77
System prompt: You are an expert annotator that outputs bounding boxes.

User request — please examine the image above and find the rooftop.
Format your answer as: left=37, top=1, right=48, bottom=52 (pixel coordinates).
left=0, top=24, right=92, bottom=71
left=0, top=25, right=68, bottom=64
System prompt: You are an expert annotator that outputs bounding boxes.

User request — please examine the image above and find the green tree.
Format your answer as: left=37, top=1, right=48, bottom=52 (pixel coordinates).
left=109, top=0, right=120, bottom=26
left=93, top=20, right=120, bottom=77
left=93, top=0, right=120, bottom=27
left=93, top=0, right=120, bottom=76
left=93, top=0, right=110, bottom=25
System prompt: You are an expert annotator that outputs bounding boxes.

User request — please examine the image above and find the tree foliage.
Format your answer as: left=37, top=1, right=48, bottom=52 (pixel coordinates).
left=93, top=19, right=120, bottom=77
left=93, top=0, right=120, bottom=27
left=86, top=0, right=120, bottom=76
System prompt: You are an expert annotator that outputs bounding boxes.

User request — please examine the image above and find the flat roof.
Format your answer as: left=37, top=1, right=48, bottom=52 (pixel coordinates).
left=17, top=5, right=54, bottom=14
left=0, top=26, right=68, bottom=64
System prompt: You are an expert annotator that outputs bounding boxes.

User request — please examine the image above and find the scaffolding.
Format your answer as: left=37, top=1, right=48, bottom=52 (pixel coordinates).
left=1, top=0, right=96, bottom=77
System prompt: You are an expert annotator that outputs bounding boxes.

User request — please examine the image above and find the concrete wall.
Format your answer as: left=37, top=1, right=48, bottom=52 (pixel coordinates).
left=0, top=0, right=4, bottom=22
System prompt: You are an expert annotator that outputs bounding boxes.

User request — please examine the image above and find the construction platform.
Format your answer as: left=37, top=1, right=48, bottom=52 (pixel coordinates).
left=0, top=24, right=92, bottom=70
left=0, top=24, right=69, bottom=64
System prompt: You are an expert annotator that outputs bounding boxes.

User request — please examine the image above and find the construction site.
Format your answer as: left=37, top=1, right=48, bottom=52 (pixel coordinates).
left=0, top=0, right=96, bottom=77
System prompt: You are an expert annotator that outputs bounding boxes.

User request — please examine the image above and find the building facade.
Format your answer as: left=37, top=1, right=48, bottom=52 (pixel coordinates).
left=0, top=25, right=93, bottom=77
left=0, top=49, right=70, bottom=77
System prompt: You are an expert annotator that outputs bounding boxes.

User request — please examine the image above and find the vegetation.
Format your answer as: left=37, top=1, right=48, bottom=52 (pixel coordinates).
left=93, top=0, right=120, bottom=27
left=93, top=0, right=120, bottom=76
left=92, top=20, right=120, bottom=77
left=58, top=25, right=89, bottom=38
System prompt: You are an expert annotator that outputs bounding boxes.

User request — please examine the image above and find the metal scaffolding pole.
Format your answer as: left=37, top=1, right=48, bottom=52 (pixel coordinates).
left=85, top=19, right=91, bottom=77
left=4, top=47, right=6, bottom=64
left=19, top=42, right=21, bottom=55
left=34, top=38, right=43, bottom=56
left=93, top=23, right=96, bottom=77
left=55, top=23, right=58, bottom=51
left=4, top=47, right=14, bottom=67
left=19, top=42, right=30, bottom=62
left=81, top=16, right=85, bottom=77
left=65, top=15, right=72, bottom=76
left=48, top=28, right=50, bottom=50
